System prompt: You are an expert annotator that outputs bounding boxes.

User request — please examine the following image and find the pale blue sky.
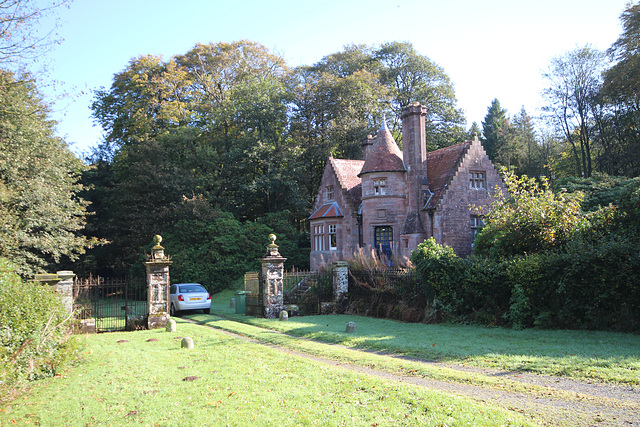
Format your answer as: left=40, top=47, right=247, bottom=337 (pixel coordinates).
left=40, top=0, right=629, bottom=155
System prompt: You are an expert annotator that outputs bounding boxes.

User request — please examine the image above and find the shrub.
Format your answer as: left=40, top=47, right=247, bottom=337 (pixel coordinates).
left=473, top=173, right=586, bottom=258
left=0, top=259, right=74, bottom=403
left=411, top=238, right=465, bottom=316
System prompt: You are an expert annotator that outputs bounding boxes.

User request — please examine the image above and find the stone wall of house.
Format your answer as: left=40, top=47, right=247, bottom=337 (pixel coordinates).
left=431, top=139, right=505, bottom=257
left=309, top=161, right=360, bottom=270
left=360, top=170, right=407, bottom=257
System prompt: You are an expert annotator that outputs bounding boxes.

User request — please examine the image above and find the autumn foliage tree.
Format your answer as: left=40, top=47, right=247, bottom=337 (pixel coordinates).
left=472, top=172, right=586, bottom=258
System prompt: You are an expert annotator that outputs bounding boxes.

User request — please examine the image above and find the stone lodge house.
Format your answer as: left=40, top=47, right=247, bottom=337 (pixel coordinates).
left=308, top=102, right=505, bottom=270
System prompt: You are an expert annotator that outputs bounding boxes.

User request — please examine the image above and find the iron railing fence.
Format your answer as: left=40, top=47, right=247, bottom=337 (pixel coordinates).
left=73, top=276, right=147, bottom=332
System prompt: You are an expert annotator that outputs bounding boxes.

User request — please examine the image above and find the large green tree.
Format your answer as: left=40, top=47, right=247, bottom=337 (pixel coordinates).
left=597, top=1, right=640, bottom=177
left=376, top=41, right=466, bottom=149
left=91, top=55, right=193, bottom=156
left=0, top=70, right=92, bottom=276
left=542, top=46, right=607, bottom=178
left=290, top=66, right=387, bottom=198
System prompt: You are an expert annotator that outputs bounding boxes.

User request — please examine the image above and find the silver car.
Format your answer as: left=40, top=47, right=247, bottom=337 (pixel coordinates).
left=169, top=283, right=211, bottom=315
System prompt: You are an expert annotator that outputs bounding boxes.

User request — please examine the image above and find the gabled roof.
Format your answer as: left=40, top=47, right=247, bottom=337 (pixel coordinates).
left=358, top=126, right=405, bottom=176
left=424, top=141, right=471, bottom=210
left=308, top=201, right=343, bottom=220
left=312, top=139, right=475, bottom=218
left=331, top=158, right=364, bottom=207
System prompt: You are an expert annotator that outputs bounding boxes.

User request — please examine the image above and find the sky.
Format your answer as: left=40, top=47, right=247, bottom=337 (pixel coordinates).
left=39, top=0, right=631, bottom=155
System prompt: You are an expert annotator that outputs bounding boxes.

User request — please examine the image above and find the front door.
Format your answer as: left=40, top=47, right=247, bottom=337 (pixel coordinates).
left=374, top=226, right=393, bottom=263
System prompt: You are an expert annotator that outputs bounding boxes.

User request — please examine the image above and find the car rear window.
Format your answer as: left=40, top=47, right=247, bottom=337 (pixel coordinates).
left=179, top=285, right=206, bottom=293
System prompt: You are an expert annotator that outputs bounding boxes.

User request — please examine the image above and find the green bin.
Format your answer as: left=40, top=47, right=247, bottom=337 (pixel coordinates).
left=234, top=291, right=247, bottom=315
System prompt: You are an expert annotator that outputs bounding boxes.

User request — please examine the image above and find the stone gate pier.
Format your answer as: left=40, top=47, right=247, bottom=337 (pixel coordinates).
left=145, top=235, right=172, bottom=329
left=260, top=234, right=286, bottom=319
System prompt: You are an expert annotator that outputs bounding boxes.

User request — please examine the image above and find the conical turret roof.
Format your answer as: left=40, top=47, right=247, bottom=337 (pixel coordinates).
left=358, top=123, right=405, bottom=176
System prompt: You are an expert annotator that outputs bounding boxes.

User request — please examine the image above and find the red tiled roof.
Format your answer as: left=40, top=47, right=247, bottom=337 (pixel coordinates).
left=358, top=127, right=405, bottom=176
left=317, top=140, right=471, bottom=215
left=331, top=158, right=364, bottom=207
left=424, top=141, right=471, bottom=210
left=308, top=201, right=344, bottom=219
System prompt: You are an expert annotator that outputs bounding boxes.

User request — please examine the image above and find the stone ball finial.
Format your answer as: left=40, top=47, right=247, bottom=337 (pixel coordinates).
left=153, top=235, right=163, bottom=246
left=265, top=233, right=282, bottom=257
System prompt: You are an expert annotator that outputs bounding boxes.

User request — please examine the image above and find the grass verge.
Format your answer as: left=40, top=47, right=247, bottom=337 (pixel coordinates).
left=1, top=319, right=538, bottom=426
left=213, top=290, right=640, bottom=384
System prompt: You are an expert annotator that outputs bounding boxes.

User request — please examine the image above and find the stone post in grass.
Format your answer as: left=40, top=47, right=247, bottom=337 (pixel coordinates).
left=145, top=235, right=172, bottom=329
left=34, top=272, right=74, bottom=316
left=260, top=234, right=286, bottom=319
left=332, top=261, right=349, bottom=301
left=55, top=270, right=75, bottom=315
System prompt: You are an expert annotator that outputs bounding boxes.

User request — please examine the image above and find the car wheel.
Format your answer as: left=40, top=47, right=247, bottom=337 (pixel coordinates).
left=203, top=308, right=210, bottom=314
left=170, top=303, right=176, bottom=317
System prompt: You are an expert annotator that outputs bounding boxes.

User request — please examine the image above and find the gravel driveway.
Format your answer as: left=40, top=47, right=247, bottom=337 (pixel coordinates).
left=203, top=321, right=640, bottom=426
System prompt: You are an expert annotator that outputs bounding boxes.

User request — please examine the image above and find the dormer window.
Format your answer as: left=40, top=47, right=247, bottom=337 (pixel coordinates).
left=326, top=185, right=334, bottom=200
left=373, top=179, right=386, bottom=195
left=470, top=172, right=486, bottom=189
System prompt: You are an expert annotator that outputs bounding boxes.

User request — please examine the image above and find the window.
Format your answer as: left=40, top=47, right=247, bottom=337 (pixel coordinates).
left=471, top=216, right=483, bottom=242
left=313, top=224, right=325, bottom=251
left=326, top=185, right=334, bottom=200
left=470, top=172, right=486, bottom=189
left=373, top=178, right=386, bottom=195
left=328, top=224, right=337, bottom=250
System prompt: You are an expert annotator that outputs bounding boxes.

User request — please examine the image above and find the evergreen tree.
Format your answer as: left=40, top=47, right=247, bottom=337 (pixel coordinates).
left=0, top=70, right=92, bottom=276
left=510, top=108, right=543, bottom=177
left=481, top=99, right=509, bottom=163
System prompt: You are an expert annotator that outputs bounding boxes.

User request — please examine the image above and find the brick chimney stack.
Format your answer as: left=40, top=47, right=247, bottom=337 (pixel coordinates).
left=401, top=102, right=428, bottom=213
left=361, top=134, right=375, bottom=160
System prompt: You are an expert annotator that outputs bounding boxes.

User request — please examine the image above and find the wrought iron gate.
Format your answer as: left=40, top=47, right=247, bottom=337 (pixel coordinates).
left=74, top=277, right=148, bottom=332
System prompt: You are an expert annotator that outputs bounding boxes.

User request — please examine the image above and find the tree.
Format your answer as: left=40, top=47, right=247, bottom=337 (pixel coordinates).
left=0, top=0, right=69, bottom=66
left=0, top=70, right=92, bottom=276
left=467, top=121, right=482, bottom=140
left=91, top=55, right=193, bottom=156
left=290, top=66, right=387, bottom=198
left=542, top=46, right=607, bottom=178
left=376, top=41, right=466, bottom=149
left=597, top=1, right=640, bottom=177
left=481, top=98, right=509, bottom=163
left=509, top=108, right=543, bottom=177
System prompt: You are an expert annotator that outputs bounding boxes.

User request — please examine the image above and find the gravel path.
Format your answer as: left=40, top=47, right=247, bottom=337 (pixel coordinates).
left=199, top=321, right=640, bottom=426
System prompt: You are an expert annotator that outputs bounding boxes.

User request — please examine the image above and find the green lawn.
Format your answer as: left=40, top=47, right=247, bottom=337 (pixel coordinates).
left=0, top=319, right=537, bottom=426
left=3, top=290, right=638, bottom=426
left=213, top=290, right=640, bottom=384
